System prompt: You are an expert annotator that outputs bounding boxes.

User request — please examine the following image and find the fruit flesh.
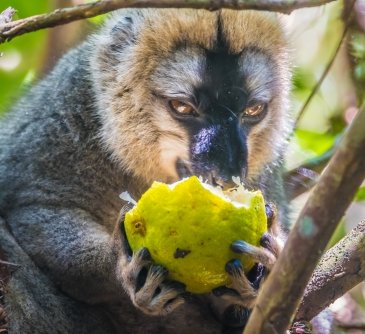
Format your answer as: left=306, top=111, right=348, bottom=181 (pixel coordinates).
left=124, top=176, right=267, bottom=294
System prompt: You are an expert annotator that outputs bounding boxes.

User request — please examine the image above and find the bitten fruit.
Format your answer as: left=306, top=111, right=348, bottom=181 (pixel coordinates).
left=124, top=176, right=267, bottom=293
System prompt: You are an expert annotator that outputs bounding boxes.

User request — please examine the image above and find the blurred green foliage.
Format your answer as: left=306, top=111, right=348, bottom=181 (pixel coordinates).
left=355, top=187, right=365, bottom=202
left=351, top=31, right=365, bottom=101
left=0, top=1, right=51, bottom=113
left=0, top=1, right=106, bottom=114
left=295, top=129, right=335, bottom=155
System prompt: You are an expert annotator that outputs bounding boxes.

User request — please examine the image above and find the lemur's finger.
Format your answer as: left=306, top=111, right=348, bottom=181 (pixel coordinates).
left=265, top=202, right=281, bottom=236
left=221, top=305, right=251, bottom=329
left=111, top=203, right=134, bottom=257
left=260, top=232, right=281, bottom=257
left=117, top=204, right=135, bottom=258
left=133, top=264, right=186, bottom=315
left=225, top=259, right=244, bottom=277
left=265, top=203, right=275, bottom=226
left=231, top=240, right=276, bottom=270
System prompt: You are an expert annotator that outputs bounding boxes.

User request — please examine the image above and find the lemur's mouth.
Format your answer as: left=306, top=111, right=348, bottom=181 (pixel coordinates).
left=207, top=171, right=233, bottom=189
left=175, top=158, right=247, bottom=190
left=175, top=158, right=192, bottom=179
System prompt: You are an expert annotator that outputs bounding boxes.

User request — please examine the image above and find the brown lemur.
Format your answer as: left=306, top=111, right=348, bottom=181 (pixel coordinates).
left=0, top=9, right=293, bottom=334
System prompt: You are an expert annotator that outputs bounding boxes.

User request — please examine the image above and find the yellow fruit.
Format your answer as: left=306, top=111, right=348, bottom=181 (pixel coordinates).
left=124, top=176, right=267, bottom=294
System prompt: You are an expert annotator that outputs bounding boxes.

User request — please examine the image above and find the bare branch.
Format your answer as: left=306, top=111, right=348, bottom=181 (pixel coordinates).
left=284, top=146, right=333, bottom=199
left=0, top=0, right=337, bottom=43
left=295, top=219, right=365, bottom=321
left=244, top=104, right=365, bottom=334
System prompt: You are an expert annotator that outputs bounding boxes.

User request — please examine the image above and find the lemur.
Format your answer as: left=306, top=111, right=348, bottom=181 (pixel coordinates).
left=0, top=9, right=294, bottom=334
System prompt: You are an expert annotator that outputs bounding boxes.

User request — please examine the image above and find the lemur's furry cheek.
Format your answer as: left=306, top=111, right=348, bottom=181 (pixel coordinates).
left=158, top=135, right=190, bottom=183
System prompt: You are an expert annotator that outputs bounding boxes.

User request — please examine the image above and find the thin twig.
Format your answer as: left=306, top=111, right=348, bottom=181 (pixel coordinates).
left=0, top=0, right=337, bottom=43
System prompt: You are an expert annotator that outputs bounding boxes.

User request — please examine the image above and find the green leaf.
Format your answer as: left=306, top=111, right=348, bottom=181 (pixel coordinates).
left=351, top=33, right=365, bottom=59
left=327, top=220, right=346, bottom=250
left=292, top=68, right=315, bottom=92
left=294, top=129, right=336, bottom=156
left=0, top=0, right=51, bottom=114
left=354, top=187, right=365, bottom=202
left=354, top=61, right=365, bottom=82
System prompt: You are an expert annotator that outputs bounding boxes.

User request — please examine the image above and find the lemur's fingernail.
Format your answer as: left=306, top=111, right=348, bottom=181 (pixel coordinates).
left=231, top=240, right=251, bottom=254
left=139, top=247, right=152, bottom=260
left=265, top=203, right=273, bottom=218
left=212, top=286, right=238, bottom=297
left=150, top=265, right=168, bottom=276
left=260, top=233, right=273, bottom=248
left=225, top=259, right=243, bottom=275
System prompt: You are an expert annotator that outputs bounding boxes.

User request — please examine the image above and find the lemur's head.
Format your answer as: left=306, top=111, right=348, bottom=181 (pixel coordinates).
left=91, top=9, right=291, bottom=188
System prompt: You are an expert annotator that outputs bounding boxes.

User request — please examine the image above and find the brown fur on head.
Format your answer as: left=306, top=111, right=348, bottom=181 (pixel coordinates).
left=90, top=9, right=291, bottom=187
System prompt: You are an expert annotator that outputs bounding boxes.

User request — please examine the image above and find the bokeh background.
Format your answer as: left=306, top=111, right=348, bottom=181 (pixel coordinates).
left=0, top=0, right=364, bottom=332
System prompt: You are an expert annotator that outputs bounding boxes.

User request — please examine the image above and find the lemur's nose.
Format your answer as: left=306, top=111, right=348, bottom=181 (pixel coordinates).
left=189, top=123, right=248, bottom=186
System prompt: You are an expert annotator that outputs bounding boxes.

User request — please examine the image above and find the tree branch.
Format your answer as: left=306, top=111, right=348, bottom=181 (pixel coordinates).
left=244, top=104, right=365, bottom=334
left=296, top=219, right=365, bottom=321
left=284, top=146, right=333, bottom=199
left=0, top=0, right=336, bottom=43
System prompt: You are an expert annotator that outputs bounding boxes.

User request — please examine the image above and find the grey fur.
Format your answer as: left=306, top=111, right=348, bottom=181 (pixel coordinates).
left=0, top=8, right=294, bottom=333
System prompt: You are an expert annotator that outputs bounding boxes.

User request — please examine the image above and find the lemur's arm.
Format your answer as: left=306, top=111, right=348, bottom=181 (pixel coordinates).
left=7, top=205, right=121, bottom=303
left=7, top=204, right=185, bottom=314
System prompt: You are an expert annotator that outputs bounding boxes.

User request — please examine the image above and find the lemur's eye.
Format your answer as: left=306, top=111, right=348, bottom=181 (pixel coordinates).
left=243, top=103, right=266, bottom=117
left=169, top=100, right=196, bottom=116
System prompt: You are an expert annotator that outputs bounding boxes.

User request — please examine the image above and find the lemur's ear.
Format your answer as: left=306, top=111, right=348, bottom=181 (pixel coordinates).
left=110, top=16, right=136, bottom=46
left=92, top=11, right=145, bottom=66
left=107, top=10, right=146, bottom=51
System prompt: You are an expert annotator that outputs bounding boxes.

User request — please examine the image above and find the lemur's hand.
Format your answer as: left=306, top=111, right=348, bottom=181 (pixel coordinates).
left=113, top=205, right=186, bottom=316
left=210, top=203, right=284, bottom=329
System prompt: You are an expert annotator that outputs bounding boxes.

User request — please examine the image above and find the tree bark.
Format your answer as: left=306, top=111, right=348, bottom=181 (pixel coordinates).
left=296, top=219, right=365, bottom=321
left=0, top=0, right=336, bottom=43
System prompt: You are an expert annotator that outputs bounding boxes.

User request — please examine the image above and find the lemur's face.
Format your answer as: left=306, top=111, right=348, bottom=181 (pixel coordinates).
left=92, top=9, right=291, bottom=188
left=152, top=45, right=279, bottom=187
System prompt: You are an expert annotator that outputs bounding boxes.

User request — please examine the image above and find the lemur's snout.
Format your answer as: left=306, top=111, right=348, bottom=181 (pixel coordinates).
left=175, top=158, right=243, bottom=190
left=186, top=121, right=248, bottom=188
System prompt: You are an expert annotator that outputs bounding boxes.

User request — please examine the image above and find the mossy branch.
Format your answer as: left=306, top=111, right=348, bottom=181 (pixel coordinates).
left=296, top=219, right=365, bottom=321
left=244, top=104, right=365, bottom=334
left=0, top=0, right=336, bottom=43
